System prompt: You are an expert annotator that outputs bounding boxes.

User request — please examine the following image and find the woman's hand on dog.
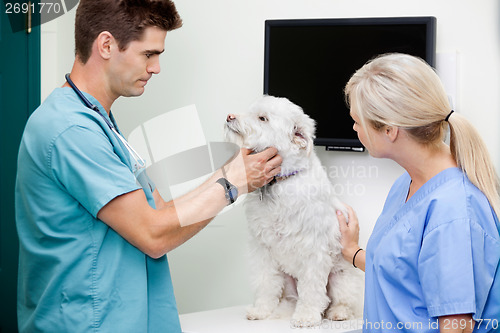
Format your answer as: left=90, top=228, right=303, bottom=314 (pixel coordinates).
left=225, top=147, right=282, bottom=194
left=338, top=204, right=365, bottom=271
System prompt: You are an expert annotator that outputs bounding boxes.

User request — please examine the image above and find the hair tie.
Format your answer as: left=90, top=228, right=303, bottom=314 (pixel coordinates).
left=444, top=110, right=454, bottom=122
left=353, top=248, right=363, bottom=268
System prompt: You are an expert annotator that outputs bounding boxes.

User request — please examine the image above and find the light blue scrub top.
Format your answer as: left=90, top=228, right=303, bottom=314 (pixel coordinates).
left=364, top=168, right=500, bottom=332
left=15, top=88, right=182, bottom=333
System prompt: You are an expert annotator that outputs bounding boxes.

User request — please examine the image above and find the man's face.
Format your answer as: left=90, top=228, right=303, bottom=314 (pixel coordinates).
left=108, top=26, right=167, bottom=98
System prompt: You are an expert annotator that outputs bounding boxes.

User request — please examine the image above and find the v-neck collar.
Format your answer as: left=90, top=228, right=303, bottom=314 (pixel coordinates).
left=396, top=167, right=462, bottom=221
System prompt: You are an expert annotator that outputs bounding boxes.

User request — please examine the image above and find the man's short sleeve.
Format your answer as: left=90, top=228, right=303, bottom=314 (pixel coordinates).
left=418, top=218, right=500, bottom=320
left=49, top=125, right=141, bottom=217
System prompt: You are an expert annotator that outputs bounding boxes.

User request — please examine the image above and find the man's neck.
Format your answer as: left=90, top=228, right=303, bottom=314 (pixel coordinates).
left=64, top=59, right=116, bottom=114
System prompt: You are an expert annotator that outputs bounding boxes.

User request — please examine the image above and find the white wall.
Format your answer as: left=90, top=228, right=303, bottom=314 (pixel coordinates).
left=41, top=0, right=500, bottom=314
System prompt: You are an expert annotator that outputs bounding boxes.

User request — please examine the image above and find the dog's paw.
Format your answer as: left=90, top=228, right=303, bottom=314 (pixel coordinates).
left=325, top=303, right=355, bottom=321
left=290, top=307, right=322, bottom=327
left=268, top=299, right=296, bottom=319
left=246, top=305, right=274, bottom=320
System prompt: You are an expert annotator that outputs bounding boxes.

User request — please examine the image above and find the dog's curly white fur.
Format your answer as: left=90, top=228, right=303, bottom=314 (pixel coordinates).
left=224, top=96, right=363, bottom=327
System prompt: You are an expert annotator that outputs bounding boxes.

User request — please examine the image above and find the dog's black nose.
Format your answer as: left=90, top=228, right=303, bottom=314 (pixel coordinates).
left=227, top=114, right=236, bottom=122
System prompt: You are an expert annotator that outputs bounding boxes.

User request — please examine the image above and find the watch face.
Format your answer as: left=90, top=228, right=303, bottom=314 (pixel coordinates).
left=229, top=187, right=238, bottom=200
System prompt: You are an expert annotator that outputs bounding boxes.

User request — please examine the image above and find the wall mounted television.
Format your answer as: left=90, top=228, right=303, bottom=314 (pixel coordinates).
left=264, top=17, right=436, bottom=152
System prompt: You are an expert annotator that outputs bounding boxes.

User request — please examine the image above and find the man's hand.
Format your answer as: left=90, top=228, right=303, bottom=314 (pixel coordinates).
left=225, top=147, right=282, bottom=194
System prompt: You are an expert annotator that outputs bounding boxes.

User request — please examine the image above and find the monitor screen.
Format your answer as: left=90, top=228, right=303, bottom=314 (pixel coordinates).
left=264, top=17, right=436, bottom=151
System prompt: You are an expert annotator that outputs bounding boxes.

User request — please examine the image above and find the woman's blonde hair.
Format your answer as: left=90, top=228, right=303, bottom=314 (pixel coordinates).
left=345, top=53, right=500, bottom=215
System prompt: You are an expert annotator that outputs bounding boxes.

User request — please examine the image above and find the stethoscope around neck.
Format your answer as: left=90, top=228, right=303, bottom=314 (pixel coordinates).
left=65, top=73, right=146, bottom=174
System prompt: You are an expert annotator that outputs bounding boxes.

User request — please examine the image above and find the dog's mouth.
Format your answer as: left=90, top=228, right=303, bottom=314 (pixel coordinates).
left=225, top=122, right=240, bottom=134
left=224, top=116, right=273, bottom=154
left=225, top=117, right=247, bottom=139
left=224, top=121, right=246, bottom=148
left=224, top=120, right=272, bottom=154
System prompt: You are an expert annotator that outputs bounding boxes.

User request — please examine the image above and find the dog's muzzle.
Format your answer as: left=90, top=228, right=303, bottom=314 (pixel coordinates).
left=225, top=114, right=241, bottom=134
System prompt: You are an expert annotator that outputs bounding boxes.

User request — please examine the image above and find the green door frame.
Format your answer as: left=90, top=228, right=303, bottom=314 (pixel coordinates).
left=28, top=16, right=41, bottom=115
left=0, top=6, right=41, bottom=332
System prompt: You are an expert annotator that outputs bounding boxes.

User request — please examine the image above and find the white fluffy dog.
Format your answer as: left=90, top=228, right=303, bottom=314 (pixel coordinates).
left=224, top=96, right=363, bottom=327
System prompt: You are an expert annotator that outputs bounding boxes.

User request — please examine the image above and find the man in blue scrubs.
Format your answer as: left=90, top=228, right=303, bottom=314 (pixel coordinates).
left=15, top=1, right=282, bottom=332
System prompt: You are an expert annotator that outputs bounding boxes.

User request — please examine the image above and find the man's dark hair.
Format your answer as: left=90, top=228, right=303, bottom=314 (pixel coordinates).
left=75, top=0, right=182, bottom=64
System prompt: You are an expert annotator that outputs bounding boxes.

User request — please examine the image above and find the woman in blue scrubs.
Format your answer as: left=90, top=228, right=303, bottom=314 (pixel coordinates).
left=338, top=53, right=500, bottom=333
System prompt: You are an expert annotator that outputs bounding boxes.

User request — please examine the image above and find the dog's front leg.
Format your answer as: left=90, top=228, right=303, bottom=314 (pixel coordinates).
left=291, top=268, right=330, bottom=327
left=325, top=260, right=364, bottom=321
left=246, top=244, right=285, bottom=320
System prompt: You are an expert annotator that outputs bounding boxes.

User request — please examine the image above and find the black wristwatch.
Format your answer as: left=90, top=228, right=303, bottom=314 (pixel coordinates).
left=216, top=178, right=238, bottom=205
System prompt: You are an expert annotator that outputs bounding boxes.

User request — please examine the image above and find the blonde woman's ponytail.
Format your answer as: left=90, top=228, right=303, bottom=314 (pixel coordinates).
left=447, top=112, right=500, bottom=216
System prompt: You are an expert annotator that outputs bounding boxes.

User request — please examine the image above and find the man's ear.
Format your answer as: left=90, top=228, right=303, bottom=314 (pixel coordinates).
left=95, top=31, right=115, bottom=60
left=385, top=126, right=399, bottom=143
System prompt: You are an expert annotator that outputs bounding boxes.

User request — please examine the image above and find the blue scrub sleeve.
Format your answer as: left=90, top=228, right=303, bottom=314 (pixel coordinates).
left=418, top=218, right=499, bottom=320
left=49, top=125, right=141, bottom=218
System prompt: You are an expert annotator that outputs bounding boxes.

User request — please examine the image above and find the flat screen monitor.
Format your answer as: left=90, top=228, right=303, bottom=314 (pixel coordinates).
left=264, top=17, right=436, bottom=151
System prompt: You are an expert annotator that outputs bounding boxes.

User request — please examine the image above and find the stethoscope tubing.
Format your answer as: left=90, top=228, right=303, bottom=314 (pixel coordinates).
left=65, top=74, right=146, bottom=171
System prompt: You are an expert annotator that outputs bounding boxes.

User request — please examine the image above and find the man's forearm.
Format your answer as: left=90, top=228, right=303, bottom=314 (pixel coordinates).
left=154, top=175, right=230, bottom=254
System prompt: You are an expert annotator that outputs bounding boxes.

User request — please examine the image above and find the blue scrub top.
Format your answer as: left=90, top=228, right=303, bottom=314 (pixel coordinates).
left=364, top=168, right=500, bottom=332
left=15, top=88, right=182, bottom=333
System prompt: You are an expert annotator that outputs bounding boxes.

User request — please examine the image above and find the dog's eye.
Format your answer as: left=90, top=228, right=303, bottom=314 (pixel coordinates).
left=259, top=116, right=268, bottom=122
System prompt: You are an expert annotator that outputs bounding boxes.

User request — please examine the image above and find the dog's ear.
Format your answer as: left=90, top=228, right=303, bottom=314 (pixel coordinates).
left=292, top=115, right=316, bottom=156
